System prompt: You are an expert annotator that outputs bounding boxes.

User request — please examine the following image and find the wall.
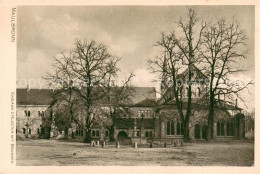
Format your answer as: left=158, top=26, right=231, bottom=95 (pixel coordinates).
left=16, top=105, right=51, bottom=139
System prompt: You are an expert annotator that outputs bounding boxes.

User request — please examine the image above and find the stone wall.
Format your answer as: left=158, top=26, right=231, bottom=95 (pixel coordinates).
left=16, top=105, right=51, bottom=139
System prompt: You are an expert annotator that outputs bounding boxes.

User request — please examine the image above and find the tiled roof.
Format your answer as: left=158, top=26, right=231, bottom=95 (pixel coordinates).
left=16, top=88, right=53, bottom=105
left=130, top=87, right=156, bottom=104
left=133, top=98, right=157, bottom=107
left=16, top=87, right=156, bottom=106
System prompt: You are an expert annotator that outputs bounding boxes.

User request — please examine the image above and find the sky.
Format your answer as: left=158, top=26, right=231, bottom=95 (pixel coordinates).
left=17, top=5, right=255, bottom=111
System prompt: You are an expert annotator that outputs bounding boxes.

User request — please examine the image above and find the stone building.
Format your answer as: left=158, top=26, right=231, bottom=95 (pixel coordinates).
left=155, top=65, right=245, bottom=142
left=16, top=87, right=158, bottom=142
left=65, top=87, right=158, bottom=143
left=16, top=88, right=53, bottom=139
left=16, top=66, right=245, bottom=142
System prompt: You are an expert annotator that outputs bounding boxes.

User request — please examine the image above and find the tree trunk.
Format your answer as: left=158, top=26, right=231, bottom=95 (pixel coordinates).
left=84, top=128, right=92, bottom=143
left=109, top=125, right=115, bottom=142
left=183, top=119, right=190, bottom=142
left=207, top=92, right=215, bottom=141
left=183, top=64, right=192, bottom=142
left=84, top=109, right=92, bottom=143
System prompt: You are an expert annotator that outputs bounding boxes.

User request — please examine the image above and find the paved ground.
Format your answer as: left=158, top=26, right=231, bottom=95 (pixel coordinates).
left=16, top=139, right=254, bottom=166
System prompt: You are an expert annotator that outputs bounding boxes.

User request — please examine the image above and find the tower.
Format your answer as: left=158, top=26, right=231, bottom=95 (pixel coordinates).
left=160, top=53, right=168, bottom=96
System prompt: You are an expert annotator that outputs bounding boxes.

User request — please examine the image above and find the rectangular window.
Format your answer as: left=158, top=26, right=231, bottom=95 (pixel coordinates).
left=28, top=111, right=30, bottom=117
left=145, top=131, right=153, bottom=137
left=92, top=130, right=100, bottom=137
left=76, top=129, right=84, bottom=136
left=92, top=130, right=96, bottom=137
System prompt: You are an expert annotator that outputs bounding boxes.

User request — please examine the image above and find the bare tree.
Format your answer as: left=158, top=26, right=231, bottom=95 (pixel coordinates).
left=45, top=39, right=121, bottom=142
left=199, top=19, right=253, bottom=140
left=95, top=74, right=135, bottom=141
left=245, top=109, right=255, bottom=132
left=45, top=53, right=83, bottom=138
left=49, top=87, right=83, bottom=138
left=149, top=8, right=206, bottom=142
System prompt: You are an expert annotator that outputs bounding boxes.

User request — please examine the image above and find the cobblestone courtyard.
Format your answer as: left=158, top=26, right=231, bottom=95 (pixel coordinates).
left=16, top=139, right=254, bottom=166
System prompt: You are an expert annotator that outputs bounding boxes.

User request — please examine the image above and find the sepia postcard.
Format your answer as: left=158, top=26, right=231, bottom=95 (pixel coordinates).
left=0, top=0, right=259, bottom=174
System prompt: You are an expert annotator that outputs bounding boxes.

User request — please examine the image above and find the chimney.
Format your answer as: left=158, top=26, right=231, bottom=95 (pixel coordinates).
left=26, top=84, right=30, bottom=92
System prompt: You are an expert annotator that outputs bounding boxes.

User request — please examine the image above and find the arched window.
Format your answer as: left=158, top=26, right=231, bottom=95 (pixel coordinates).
left=167, top=121, right=171, bottom=135
left=217, top=121, right=220, bottom=136
left=29, top=128, right=31, bottom=135
left=230, top=121, right=234, bottom=136
left=177, top=122, right=181, bottom=135
left=167, top=120, right=175, bottom=135
left=221, top=122, right=224, bottom=136
left=171, top=121, right=175, bottom=135
left=226, top=121, right=230, bottom=136
left=23, top=128, right=26, bottom=134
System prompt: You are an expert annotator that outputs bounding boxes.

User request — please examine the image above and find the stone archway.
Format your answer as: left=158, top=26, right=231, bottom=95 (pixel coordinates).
left=117, top=131, right=131, bottom=144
